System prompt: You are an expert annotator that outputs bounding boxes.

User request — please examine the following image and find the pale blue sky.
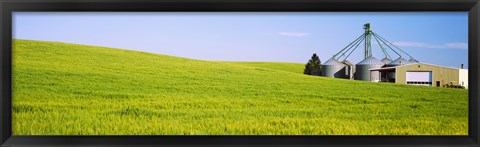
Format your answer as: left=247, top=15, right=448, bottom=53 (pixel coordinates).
left=13, top=12, right=468, bottom=68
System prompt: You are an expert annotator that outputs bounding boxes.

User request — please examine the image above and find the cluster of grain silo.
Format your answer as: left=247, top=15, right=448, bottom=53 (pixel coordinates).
left=320, top=23, right=418, bottom=82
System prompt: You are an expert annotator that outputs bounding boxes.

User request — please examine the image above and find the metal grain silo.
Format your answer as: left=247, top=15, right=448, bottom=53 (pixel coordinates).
left=321, top=58, right=346, bottom=78
left=355, top=56, right=384, bottom=81
left=385, top=57, right=409, bottom=67
left=342, top=59, right=355, bottom=79
left=381, top=57, right=392, bottom=65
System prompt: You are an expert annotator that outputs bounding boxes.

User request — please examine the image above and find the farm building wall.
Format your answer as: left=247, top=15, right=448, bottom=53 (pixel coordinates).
left=395, top=63, right=459, bottom=87
left=459, top=69, right=468, bottom=89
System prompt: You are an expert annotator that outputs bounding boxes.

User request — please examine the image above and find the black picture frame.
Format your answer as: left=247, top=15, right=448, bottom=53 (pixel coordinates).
left=1, top=0, right=479, bottom=147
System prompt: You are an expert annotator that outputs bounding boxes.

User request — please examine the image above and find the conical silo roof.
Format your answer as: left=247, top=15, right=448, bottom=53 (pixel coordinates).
left=356, top=56, right=384, bottom=65
left=386, top=57, right=409, bottom=67
left=323, top=58, right=344, bottom=66
left=381, top=57, right=392, bottom=64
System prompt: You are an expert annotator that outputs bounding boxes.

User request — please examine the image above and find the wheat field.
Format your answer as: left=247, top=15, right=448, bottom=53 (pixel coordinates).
left=12, top=39, right=468, bottom=135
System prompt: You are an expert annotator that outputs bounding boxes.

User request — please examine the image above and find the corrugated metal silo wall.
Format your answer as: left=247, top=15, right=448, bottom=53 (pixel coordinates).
left=321, top=65, right=346, bottom=78
left=355, top=64, right=383, bottom=81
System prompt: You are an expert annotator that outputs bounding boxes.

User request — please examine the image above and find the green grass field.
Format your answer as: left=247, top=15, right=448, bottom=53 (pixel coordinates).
left=12, top=39, right=468, bottom=135
left=224, top=62, right=305, bottom=74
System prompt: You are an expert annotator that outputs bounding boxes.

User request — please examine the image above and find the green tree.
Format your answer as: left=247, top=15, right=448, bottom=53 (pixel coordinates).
left=303, top=53, right=322, bottom=76
left=303, top=62, right=312, bottom=75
